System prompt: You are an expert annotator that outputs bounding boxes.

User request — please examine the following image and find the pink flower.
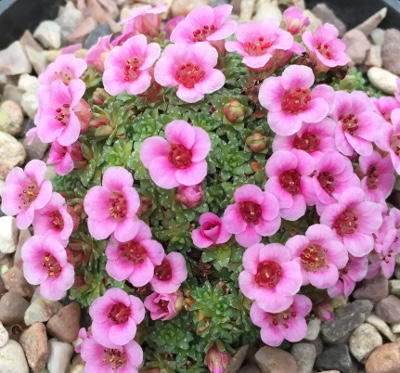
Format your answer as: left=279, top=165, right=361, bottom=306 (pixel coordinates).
left=286, top=224, right=348, bottom=289
left=207, top=344, right=231, bottom=373
left=26, top=127, right=38, bottom=145
left=61, top=43, right=82, bottom=55
left=32, top=192, right=74, bottom=245
left=175, top=183, right=204, bottom=208
left=1, top=160, right=52, bottom=229
left=367, top=247, right=399, bottom=279
left=320, top=187, right=382, bottom=257
left=170, top=5, right=237, bottom=51
left=264, top=150, right=316, bottom=221
left=372, top=96, right=400, bottom=124
left=357, top=151, right=395, bottom=203
left=396, top=78, right=400, bottom=102
left=259, top=65, right=335, bottom=136
left=239, top=243, right=302, bottom=313
left=154, top=42, right=225, bottom=103
left=140, top=120, right=211, bottom=189
left=330, top=90, right=386, bottom=157
left=144, top=290, right=183, bottom=321
left=192, top=212, right=232, bottom=249
left=389, top=208, right=400, bottom=250
left=302, top=24, right=348, bottom=70
left=85, top=34, right=112, bottom=74
left=103, top=35, right=161, bottom=96
left=222, top=184, right=281, bottom=247
left=36, top=79, right=86, bottom=146
left=283, top=7, right=310, bottom=35
left=90, top=288, right=145, bottom=348
left=81, top=336, right=143, bottom=373
left=84, top=167, right=141, bottom=241
left=327, top=254, right=368, bottom=297
left=150, top=252, right=187, bottom=293
left=272, top=118, right=337, bottom=160
left=47, top=140, right=74, bottom=176
left=225, top=20, right=295, bottom=70
left=21, top=236, right=74, bottom=300
left=105, top=220, right=164, bottom=287
left=250, top=294, right=312, bottom=347
left=164, top=16, right=185, bottom=40
left=75, top=328, right=91, bottom=354
left=38, top=54, right=87, bottom=88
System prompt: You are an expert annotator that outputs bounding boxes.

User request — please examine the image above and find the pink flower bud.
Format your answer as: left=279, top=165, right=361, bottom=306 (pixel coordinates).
left=144, top=290, right=184, bottom=321
left=246, top=133, right=267, bottom=152
left=175, top=183, right=204, bottom=208
left=283, top=7, right=310, bottom=35
left=74, top=99, right=92, bottom=134
left=207, top=344, right=230, bottom=373
left=222, top=100, right=246, bottom=123
left=93, top=88, right=110, bottom=105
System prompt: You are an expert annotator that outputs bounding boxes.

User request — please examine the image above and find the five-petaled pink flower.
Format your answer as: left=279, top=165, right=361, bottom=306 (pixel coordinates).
left=144, top=290, right=183, bottom=321
left=192, top=212, right=232, bottom=249
left=47, top=140, right=74, bottom=176
left=259, top=65, right=335, bottom=136
left=239, top=243, right=302, bottom=313
left=85, top=34, right=112, bottom=74
left=154, top=42, right=225, bottom=103
left=320, top=187, right=382, bottom=257
left=264, top=150, right=316, bottom=221
left=283, top=6, right=310, bottom=35
left=140, top=120, right=211, bottom=189
left=150, top=252, right=188, bottom=293
left=1, top=160, right=52, bottom=229
left=90, top=288, right=145, bottom=348
left=84, top=167, right=141, bottom=241
left=372, top=96, right=400, bottom=124
left=286, top=224, right=348, bottom=289
left=21, top=236, right=74, bottom=300
left=222, top=184, right=281, bottom=247
left=105, top=220, right=164, bottom=287
left=103, top=34, right=161, bottom=96
left=175, top=183, right=204, bottom=208
left=250, top=294, right=312, bottom=347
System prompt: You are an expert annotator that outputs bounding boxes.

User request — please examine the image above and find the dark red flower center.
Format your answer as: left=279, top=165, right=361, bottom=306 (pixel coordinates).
left=18, top=182, right=39, bottom=210
left=158, top=299, right=170, bottom=313
left=269, top=305, right=297, bottom=329
left=54, top=103, right=71, bottom=126
left=292, top=132, right=320, bottom=153
left=339, top=258, right=351, bottom=277
left=300, top=243, right=328, bottom=272
left=340, top=112, right=359, bottom=135
left=124, top=56, right=142, bottom=82
left=390, top=134, right=400, bottom=157
left=120, top=240, right=148, bottom=265
left=317, top=171, right=335, bottom=194
left=333, top=207, right=358, bottom=236
left=255, top=260, right=282, bottom=288
left=315, top=42, right=332, bottom=60
left=102, top=348, right=127, bottom=370
left=280, top=169, right=301, bottom=195
left=175, top=62, right=205, bottom=88
left=42, top=252, right=62, bottom=277
left=154, top=259, right=172, bottom=281
left=240, top=201, right=262, bottom=225
left=281, top=88, right=311, bottom=115
left=380, top=110, right=392, bottom=124
left=366, top=165, right=379, bottom=190
left=192, top=24, right=216, bottom=42
left=244, top=37, right=273, bottom=56
left=48, top=210, right=65, bottom=232
left=108, top=302, right=131, bottom=325
left=168, top=143, right=192, bottom=169
left=109, top=191, right=127, bottom=220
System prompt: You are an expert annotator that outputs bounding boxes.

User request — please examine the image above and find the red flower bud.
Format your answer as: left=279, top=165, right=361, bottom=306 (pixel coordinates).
left=222, top=100, right=246, bottom=123
left=93, top=88, right=110, bottom=105
left=246, top=133, right=267, bottom=152
left=207, top=343, right=230, bottom=373
left=175, top=183, right=204, bottom=208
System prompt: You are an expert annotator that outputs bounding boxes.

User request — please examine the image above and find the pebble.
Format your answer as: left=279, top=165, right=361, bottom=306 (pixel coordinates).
left=365, top=341, right=400, bottom=373
left=291, top=343, right=316, bottom=373
left=255, top=346, right=297, bottom=373
left=253, top=1, right=282, bottom=23
left=20, top=29, right=43, bottom=52
left=24, top=45, right=48, bottom=75
left=238, top=365, right=262, bottom=373
left=311, top=3, right=346, bottom=37
left=342, top=29, right=370, bottom=64
left=239, top=0, right=255, bottom=22
left=389, top=280, right=400, bottom=296
left=21, top=91, right=39, bottom=119
left=0, top=340, right=29, bottom=373
left=14, top=227, right=31, bottom=270
left=0, top=292, right=29, bottom=325
left=56, top=8, right=85, bottom=43
left=382, top=28, right=400, bottom=76
left=365, top=45, right=382, bottom=68
left=321, top=300, right=373, bottom=345
left=303, top=10, right=322, bottom=32
left=0, top=321, right=9, bottom=347
left=308, top=336, right=324, bottom=356
left=67, top=16, right=97, bottom=45
left=24, top=297, right=63, bottom=326
left=0, top=100, right=24, bottom=137
left=19, top=322, right=49, bottom=372
left=371, top=28, right=386, bottom=46
left=18, top=74, right=40, bottom=94
left=1, top=266, right=35, bottom=298
left=367, top=67, right=399, bottom=95
left=349, top=324, right=383, bottom=363
left=375, top=295, right=400, bottom=324
left=315, top=345, right=357, bottom=373
left=83, top=23, right=112, bottom=49
left=98, top=0, right=120, bottom=20
left=353, top=273, right=388, bottom=303
left=355, top=7, right=387, bottom=36
left=391, top=323, right=400, bottom=333
left=47, top=338, right=74, bottom=373
left=366, top=313, right=398, bottom=342
left=34, top=21, right=62, bottom=49
left=2, top=84, right=24, bottom=106
left=0, top=41, right=32, bottom=75
left=304, top=318, right=321, bottom=341
left=70, top=364, right=85, bottom=373
left=47, top=302, right=81, bottom=343
left=171, top=0, right=209, bottom=17
left=225, top=345, right=249, bottom=373
left=23, top=135, right=48, bottom=162
left=0, top=216, right=19, bottom=254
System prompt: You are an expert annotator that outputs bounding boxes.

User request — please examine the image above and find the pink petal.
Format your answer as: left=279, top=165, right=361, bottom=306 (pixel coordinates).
left=140, top=136, right=169, bottom=168
left=148, top=156, right=179, bottom=189
left=195, top=69, right=225, bottom=95
left=235, top=224, right=261, bottom=247
left=165, top=120, right=195, bottom=148
left=188, top=42, right=218, bottom=71
left=223, top=204, right=247, bottom=234
left=285, top=318, right=307, bottom=343
left=234, top=184, right=265, bottom=204
left=259, top=76, right=285, bottom=112
left=276, top=261, right=302, bottom=295
left=238, top=271, right=258, bottom=299
left=90, top=296, right=114, bottom=323
left=190, top=127, right=211, bottom=162
left=207, top=20, right=237, bottom=41
left=256, top=288, right=293, bottom=313
left=125, top=70, right=152, bottom=95
left=87, top=217, right=117, bottom=240
left=106, top=258, right=134, bottom=281
left=114, top=218, right=140, bottom=242
left=299, top=97, right=329, bottom=123
left=343, top=233, right=374, bottom=257
left=192, top=230, right=214, bottom=248
left=84, top=186, right=112, bottom=221
left=281, top=65, right=314, bottom=91
left=280, top=194, right=306, bottom=221
left=260, top=192, right=280, bottom=221
left=254, top=217, right=281, bottom=237
left=177, top=85, right=204, bottom=103
left=109, top=319, right=136, bottom=346
left=103, top=167, right=134, bottom=192
left=175, top=161, right=207, bottom=186
left=268, top=110, right=303, bottom=136
left=154, top=57, right=178, bottom=87
left=308, top=265, right=339, bottom=289
left=264, top=176, right=293, bottom=209
left=129, top=259, right=154, bottom=287
left=141, top=42, right=161, bottom=70
left=242, top=244, right=262, bottom=274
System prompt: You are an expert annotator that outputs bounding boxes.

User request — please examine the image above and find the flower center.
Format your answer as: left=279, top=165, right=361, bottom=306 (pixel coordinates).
left=54, top=104, right=71, bottom=126
left=292, top=132, right=320, bottom=153
left=158, top=299, right=170, bottom=313
left=168, top=144, right=192, bottom=169
left=18, top=182, right=39, bottom=210
left=192, top=24, right=216, bottom=42
left=269, top=307, right=297, bottom=329
left=366, top=165, right=379, bottom=190
left=244, top=37, right=273, bottom=56
left=48, top=210, right=65, bottom=232
left=108, top=302, right=131, bottom=325
left=339, top=258, right=351, bottom=277
left=124, top=57, right=142, bottom=82
left=154, top=259, right=172, bottom=281
left=102, top=348, right=128, bottom=370
left=383, top=248, right=395, bottom=263
left=175, top=62, right=205, bottom=88
left=109, top=192, right=127, bottom=220
left=42, top=252, right=62, bottom=277
left=281, top=88, right=311, bottom=115
left=333, top=207, right=358, bottom=236
left=280, top=169, right=301, bottom=195
left=120, top=241, right=148, bottom=265
left=315, top=42, right=332, bottom=60
left=390, top=134, right=400, bottom=156
left=380, top=111, right=392, bottom=124
left=239, top=201, right=262, bottom=225
left=300, top=243, right=327, bottom=272
left=317, top=171, right=335, bottom=194
left=53, top=68, right=74, bottom=85
left=255, top=260, right=282, bottom=288
left=340, top=113, right=359, bottom=135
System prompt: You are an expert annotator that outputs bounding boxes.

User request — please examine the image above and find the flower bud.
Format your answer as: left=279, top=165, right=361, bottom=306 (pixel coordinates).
left=67, top=206, right=80, bottom=233
left=80, top=143, right=94, bottom=161
left=283, top=7, right=310, bottom=35
left=207, top=343, right=230, bottom=373
left=175, top=183, right=204, bottom=208
left=138, top=195, right=152, bottom=216
left=93, top=88, right=109, bottom=105
left=73, top=99, right=92, bottom=134
left=90, top=113, right=110, bottom=128
left=222, top=100, right=246, bottom=123
left=246, top=133, right=267, bottom=152
left=95, top=124, right=113, bottom=140
left=309, top=293, right=333, bottom=322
